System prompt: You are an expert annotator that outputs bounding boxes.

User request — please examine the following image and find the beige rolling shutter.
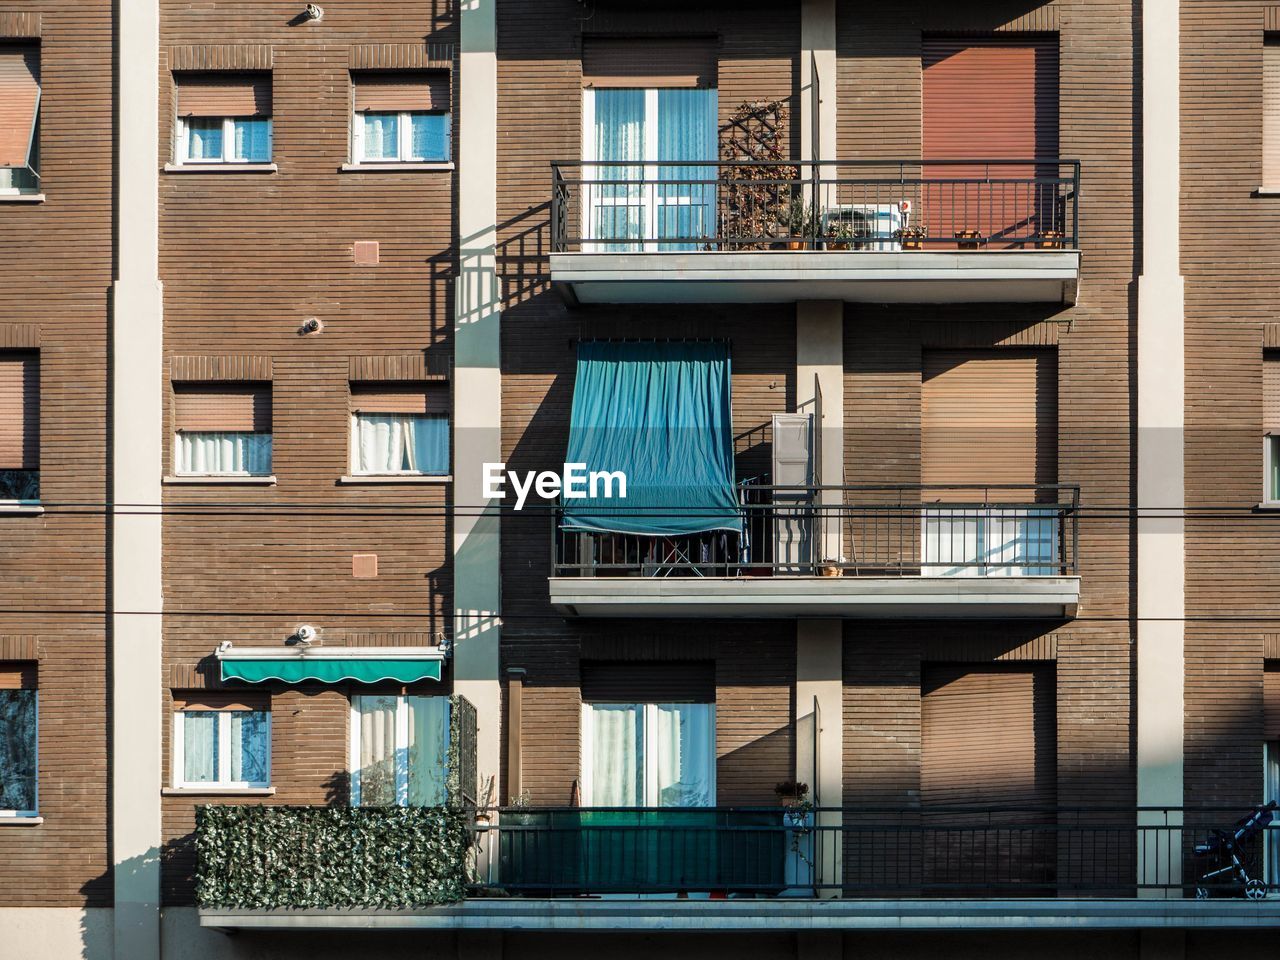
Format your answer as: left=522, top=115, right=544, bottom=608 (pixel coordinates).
left=922, top=349, right=1058, bottom=496
left=173, top=383, right=272, bottom=432
left=0, top=662, right=36, bottom=690
left=175, top=73, right=272, bottom=117
left=1265, top=40, right=1280, bottom=188
left=1265, top=354, right=1280, bottom=434
left=580, top=660, right=715, bottom=703
left=0, top=353, right=38, bottom=470
left=0, top=44, right=39, bottom=167
left=350, top=383, right=448, bottom=415
left=921, top=664, right=1057, bottom=807
left=1265, top=664, right=1280, bottom=740
left=352, top=72, right=449, bottom=112
left=582, top=37, right=717, bottom=89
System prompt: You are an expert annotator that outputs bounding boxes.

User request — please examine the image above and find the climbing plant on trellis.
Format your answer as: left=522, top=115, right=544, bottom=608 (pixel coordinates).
left=719, top=99, right=799, bottom=248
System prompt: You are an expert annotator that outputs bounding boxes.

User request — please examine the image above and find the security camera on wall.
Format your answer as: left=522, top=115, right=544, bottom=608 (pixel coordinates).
left=291, top=624, right=318, bottom=645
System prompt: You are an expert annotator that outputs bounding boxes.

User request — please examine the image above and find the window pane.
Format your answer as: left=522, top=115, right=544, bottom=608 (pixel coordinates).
left=229, top=711, right=269, bottom=784
left=232, top=118, right=272, bottom=162
left=407, top=697, right=449, bottom=806
left=363, top=113, right=398, bottom=160
left=0, top=690, right=36, bottom=812
left=409, top=113, right=449, bottom=161
left=182, top=711, right=218, bottom=784
left=584, top=703, right=642, bottom=806
left=410, top=415, right=449, bottom=474
left=656, top=88, right=717, bottom=250
left=186, top=118, right=223, bottom=161
left=654, top=703, right=714, bottom=807
left=590, top=89, right=646, bottom=249
left=355, top=695, right=398, bottom=806
left=351, top=413, right=447, bottom=475
left=1271, top=437, right=1280, bottom=501
left=175, top=431, right=272, bottom=475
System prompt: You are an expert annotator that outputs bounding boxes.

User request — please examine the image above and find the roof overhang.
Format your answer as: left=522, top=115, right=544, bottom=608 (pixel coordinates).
left=548, top=576, right=1080, bottom=619
left=551, top=250, right=1080, bottom=305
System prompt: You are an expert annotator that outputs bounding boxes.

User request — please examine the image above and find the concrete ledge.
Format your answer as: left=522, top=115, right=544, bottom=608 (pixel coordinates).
left=548, top=575, right=1081, bottom=619
left=164, top=475, right=277, bottom=485
left=164, top=163, right=278, bottom=174
left=340, top=162, right=455, bottom=172
left=337, top=474, right=452, bottom=484
left=199, top=898, right=1280, bottom=931
left=551, top=250, right=1080, bottom=305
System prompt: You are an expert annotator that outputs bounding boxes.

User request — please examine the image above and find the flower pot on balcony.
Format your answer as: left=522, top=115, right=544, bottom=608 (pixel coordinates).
left=956, top=229, right=986, bottom=250
left=1036, top=230, right=1065, bottom=249
left=785, top=239, right=808, bottom=251
left=897, top=227, right=927, bottom=250
left=820, top=562, right=842, bottom=577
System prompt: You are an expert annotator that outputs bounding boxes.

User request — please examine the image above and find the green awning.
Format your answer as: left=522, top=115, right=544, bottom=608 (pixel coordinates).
left=220, top=658, right=443, bottom=685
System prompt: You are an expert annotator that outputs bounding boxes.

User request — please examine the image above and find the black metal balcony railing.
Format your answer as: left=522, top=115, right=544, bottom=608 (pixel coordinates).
left=550, top=159, right=1080, bottom=254
left=553, top=484, right=1079, bottom=578
left=471, top=806, right=1278, bottom=900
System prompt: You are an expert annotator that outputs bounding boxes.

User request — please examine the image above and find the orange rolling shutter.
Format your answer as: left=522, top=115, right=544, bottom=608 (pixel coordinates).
left=352, top=72, right=449, bottom=112
left=0, top=44, right=39, bottom=167
left=922, top=349, right=1058, bottom=496
left=1265, top=40, right=1280, bottom=188
left=0, top=662, right=36, bottom=690
left=582, top=37, right=717, bottom=89
left=175, top=73, right=272, bottom=117
left=0, top=353, right=39, bottom=470
left=173, top=383, right=272, bottom=433
left=349, top=384, right=448, bottom=415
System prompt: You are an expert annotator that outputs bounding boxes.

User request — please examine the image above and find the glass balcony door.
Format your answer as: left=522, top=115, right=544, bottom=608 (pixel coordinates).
left=583, top=88, right=717, bottom=251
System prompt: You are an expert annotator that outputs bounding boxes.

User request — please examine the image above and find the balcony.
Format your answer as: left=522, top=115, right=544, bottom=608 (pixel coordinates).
left=549, top=160, right=1081, bottom=306
left=199, top=805, right=1280, bottom=931
left=548, top=484, right=1081, bottom=619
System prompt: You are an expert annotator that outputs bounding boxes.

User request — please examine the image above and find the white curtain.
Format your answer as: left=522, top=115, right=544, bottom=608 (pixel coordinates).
left=233, top=119, right=272, bottom=162
left=363, top=113, right=398, bottom=160
left=922, top=508, right=1058, bottom=577
left=230, top=711, right=269, bottom=785
left=182, top=711, right=218, bottom=784
left=356, top=695, right=399, bottom=806
left=176, top=431, right=271, bottom=476
left=590, top=89, right=646, bottom=247
left=351, top=414, right=448, bottom=475
left=585, top=703, right=642, bottom=806
left=407, top=696, right=450, bottom=806
left=187, top=119, right=222, bottom=161
left=655, top=703, right=714, bottom=807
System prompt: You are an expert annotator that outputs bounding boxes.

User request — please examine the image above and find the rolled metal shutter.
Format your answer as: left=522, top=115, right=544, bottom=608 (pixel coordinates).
left=0, top=44, right=39, bottom=167
left=1265, top=40, right=1280, bottom=188
left=922, top=349, right=1057, bottom=497
left=582, top=37, right=717, bottom=89
left=0, top=353, right=38, bottom=470
left=173, top=383, right=272, bottom=433
left=350, top=383, right=448, bottom=414
left=0, top=662, right=36, bottom=689
left=922, top=37, right=1059, bottom=245
left=352, top=72, right=449, bottom=112
left=580, top=660, right=715, bottom=703
left=175, top=72, right=272, bottom=117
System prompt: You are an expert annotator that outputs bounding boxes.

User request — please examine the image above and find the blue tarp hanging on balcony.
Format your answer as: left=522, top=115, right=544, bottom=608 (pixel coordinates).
left=561, top=340, right=740, bottom=536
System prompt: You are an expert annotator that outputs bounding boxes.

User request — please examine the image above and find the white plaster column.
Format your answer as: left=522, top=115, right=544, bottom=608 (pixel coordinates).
left=453, top=0, right=503, bottom=828
left=113, top=0, right=164, bottom=953
left=1136, top=0, right=1186, bottom=895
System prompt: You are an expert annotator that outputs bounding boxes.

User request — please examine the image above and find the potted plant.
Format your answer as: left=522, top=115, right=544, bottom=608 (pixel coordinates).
left=785, top=196, right=817, bottom=250
left=1036, top=230, right=1065, bottom=249
left=775, top=780, right=810, bottom=808
left=896, top=226, right=927, bottom=250
left=956, top=229, right=986, bottom=250
left=824, top=218, right=855, bottom=251
left=820, top=559, right=842, bottom=577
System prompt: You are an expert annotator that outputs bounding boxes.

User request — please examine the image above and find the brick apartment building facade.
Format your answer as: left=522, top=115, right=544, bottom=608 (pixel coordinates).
left=0, top=0, right=1277, bottom=958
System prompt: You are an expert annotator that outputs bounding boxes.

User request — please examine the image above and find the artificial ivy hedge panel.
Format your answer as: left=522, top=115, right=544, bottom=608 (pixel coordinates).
left=196, top=805, right=473, bottom=909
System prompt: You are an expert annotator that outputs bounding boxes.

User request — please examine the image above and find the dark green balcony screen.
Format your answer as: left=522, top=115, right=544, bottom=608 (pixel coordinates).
left=561, top=341, right=739, bottom=536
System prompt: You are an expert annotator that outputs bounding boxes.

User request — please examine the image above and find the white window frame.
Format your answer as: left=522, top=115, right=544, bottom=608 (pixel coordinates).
left=1265, top=435, right=1280, bottom=504
left=579, top=701, right=715, bottom=807
left=0, top=86, right=40, bottom=196
left=351, top=110, right=451, bottom=164
left=1266, top=742, right=1280, bottom=885
left=176, top=116, right=273, bottom=165
left=348, top=411, right=450, bottom=477
left=0, top=689, right=37, bottom=817
left=171, top=708, right=272, bottom=790
left=348, top=695, right=450, bottom=807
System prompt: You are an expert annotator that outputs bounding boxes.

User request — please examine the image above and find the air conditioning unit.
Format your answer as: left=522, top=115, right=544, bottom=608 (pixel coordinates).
left=821, top=203, right=906, bottom=252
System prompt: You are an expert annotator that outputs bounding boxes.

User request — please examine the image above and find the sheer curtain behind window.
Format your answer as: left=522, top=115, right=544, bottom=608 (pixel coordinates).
left=233, top=119, right=271, bottom=162
left=176, top=431, right=272, bottom=475
left=230, top=711, right=269, bottom=784
left=351, top=414, right=448, bottom=475
left=591, top=89, right=645, bottom=247
left=585, top=703, right=642, bottom=806
left=363, top=113, right=398, bottom=160
left=182, top=710, right=218, bottom=784
left=655, top=703, right=714, bottom=806
left=656, top=88, right=717, bottom=249
left=356, top=695, right=399, bottom=806
left=407, top=696, right=449, bottom=805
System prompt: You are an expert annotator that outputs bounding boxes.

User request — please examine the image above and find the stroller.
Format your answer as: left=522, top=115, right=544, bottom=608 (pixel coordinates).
left=1193, top=801, right=1279, bottom=899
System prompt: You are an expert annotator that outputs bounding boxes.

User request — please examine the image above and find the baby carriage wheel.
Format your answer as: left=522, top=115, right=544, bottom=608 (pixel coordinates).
left=1195, top=887, right=1209, bottom=900
left=1245, top=879, right=1268, bottom=900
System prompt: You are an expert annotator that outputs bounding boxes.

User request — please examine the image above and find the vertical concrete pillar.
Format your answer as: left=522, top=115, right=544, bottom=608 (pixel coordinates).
left=113, top=0, right=164, bottom=953
left=800, top=0, right=837, bottom=168
left=796, top=620, right=843, bottom=897
left=454, top=0, right=503, bottom=828
left=1137, top=0, right=1186, bottom=895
